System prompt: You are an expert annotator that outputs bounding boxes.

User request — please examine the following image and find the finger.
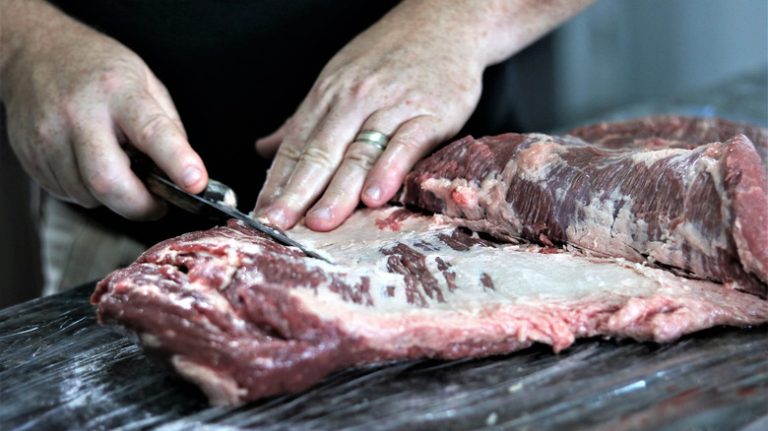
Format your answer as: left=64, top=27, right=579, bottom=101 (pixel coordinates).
left=7, top=112, right=92, bottom=205
left=254, top=140, right=303, bottom=211
left=253, top=103, right=330, bottom=213
left=361, top=115, right=446, bottom=207
left=305, top=109, right=408, bottom=231
left=39, top=134, right=100, bottom=208
left=112, top=90, right=208, bottom=194
left=255, top=117, right=291, bottom=158
left=146, top=75, right=187, bottom=138
left=257, top=106, right=366, bottom=229
left=303, top=141, right=382, bottom=231
left=72, top=112, right=166, bottom=220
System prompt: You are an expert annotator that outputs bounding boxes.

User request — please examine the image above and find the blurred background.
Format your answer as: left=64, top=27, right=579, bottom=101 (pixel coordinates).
left=502, top=0, right=768, bottom=131
left=2, top=0, right=767, bottom=308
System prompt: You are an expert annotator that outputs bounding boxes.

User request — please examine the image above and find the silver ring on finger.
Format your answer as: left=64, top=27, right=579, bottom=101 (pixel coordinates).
left=354, top=130, right=389, bottom=151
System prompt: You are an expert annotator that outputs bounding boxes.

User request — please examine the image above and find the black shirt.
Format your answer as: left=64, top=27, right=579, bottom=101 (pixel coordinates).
left=48, top=0, right=523, bottom=244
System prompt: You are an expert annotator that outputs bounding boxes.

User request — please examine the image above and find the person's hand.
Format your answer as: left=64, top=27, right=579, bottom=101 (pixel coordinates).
left=254, top=0, right=594, bottom=232
left=0, top=0, right=208, bottom=220
left=254, top=2, right=490, bottom=231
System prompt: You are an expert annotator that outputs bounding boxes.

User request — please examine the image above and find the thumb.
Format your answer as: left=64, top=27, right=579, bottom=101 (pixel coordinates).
left=113, top=90, right=208, bottom=194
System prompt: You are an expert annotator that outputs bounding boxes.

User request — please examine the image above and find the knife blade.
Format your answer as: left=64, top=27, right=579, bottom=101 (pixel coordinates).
left=131, top=153, right=331, bottom=263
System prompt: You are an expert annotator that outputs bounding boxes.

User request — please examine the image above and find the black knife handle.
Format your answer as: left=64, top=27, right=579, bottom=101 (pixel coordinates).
left=127, top=146, right=238, bottom=218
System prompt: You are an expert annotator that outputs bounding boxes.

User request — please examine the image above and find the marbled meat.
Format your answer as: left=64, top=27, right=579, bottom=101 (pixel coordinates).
left=400, top=117, right=768, bottom=296
left=93, top=116, right=768, bottom=406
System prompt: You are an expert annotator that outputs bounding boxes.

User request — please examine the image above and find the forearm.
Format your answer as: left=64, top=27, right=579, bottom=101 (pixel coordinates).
left=475, top=0, right=595, bottom=66
left=0, top=0, right=85, bottom=98
left=381, top=0, right=594, bottom=69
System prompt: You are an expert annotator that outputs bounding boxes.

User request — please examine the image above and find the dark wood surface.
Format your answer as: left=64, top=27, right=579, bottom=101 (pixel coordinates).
left=1, top=284, right=766, bottom=430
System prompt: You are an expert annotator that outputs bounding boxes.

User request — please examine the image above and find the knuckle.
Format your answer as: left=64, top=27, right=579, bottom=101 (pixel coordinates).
left=344, top=145, right=376, bottom=171
left=137, top=113, right=171, bottom=147
left=393, top=122, right=430, bottom=151
left=276, top=144, right=303, bottom=162
left=393, top=134, right=423, bottom=152
left=86, top=170, right=123, bottom=199
left=314, top=75, right=336, bottom=96
left=256, top=186, right=280, bottom=207
left=301, top=146, right=335, bottom=169
left=348, top=75, right=377, bottom=99
left=31, top=120, right=57, bottom=145
left=97, top=69, right=129, bottom=94
left=148, top=75, right=171, bottom=97
left=165, top=142, right=194, bottom=164
left=57, top=99, right=83, bottom=124
left=311, top=75, right=342, bottom=107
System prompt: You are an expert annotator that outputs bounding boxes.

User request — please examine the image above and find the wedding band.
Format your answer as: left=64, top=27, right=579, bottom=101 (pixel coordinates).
left=355, top=130, right=389, bottom=151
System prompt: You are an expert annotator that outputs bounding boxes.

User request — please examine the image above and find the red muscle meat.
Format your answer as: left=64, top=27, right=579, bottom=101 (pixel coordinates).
left=400, top=118, right=768, bottom=297
left=93, top=116, right=768, bottom=406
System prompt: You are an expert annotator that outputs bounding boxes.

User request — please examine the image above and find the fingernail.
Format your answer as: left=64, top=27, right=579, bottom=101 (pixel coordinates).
left=365, top=185, right=381, bottom=201
left=182, top=166, right=202, bottom=187
left=265, top=208, right=286, bottom=227
left=309, top=207, right=332, bottom=222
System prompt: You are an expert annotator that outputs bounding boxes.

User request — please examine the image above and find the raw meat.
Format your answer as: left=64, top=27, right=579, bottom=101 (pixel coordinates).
left=93, top=207, right=768, bottom=406
left=400, top=121, right=768, bottom=297
left=568, top=116, right=768, bottom=167
left=93, top=116, right=768, bottom=406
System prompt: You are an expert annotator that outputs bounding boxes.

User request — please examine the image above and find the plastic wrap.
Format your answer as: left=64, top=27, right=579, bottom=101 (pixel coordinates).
left=1, top=284, right=766, bottom=430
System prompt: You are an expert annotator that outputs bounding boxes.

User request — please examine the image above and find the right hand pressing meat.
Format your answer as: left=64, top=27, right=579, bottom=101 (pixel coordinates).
left=0, top=0, right=208, bottom=220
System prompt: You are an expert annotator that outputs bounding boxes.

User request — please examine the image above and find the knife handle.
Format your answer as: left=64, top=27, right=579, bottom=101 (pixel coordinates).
left=127, top=147, right=239, bottom=215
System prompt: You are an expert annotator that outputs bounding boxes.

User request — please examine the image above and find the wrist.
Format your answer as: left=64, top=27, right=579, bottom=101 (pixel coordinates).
left=393, top=0, right=593, bottom=69
left=476, top=0, right=596, bottom=66
left=378, top=0, right=500, bottom=74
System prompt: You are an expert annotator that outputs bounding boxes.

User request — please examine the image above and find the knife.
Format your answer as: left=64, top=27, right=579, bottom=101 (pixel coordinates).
left=130, top=152, right=330, bottom=263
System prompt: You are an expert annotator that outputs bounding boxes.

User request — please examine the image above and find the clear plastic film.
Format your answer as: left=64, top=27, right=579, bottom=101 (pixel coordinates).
left=1, top=284, right=766, bottom=431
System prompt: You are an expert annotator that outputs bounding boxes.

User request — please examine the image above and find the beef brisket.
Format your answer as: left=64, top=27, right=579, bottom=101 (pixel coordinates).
left=568, top=116, right=768, bottom=167
left=400, top=118, right=768, bottom=297
left=93, top=116, right=768, bottom=406
left=93, top=207, right=768, bottom=406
